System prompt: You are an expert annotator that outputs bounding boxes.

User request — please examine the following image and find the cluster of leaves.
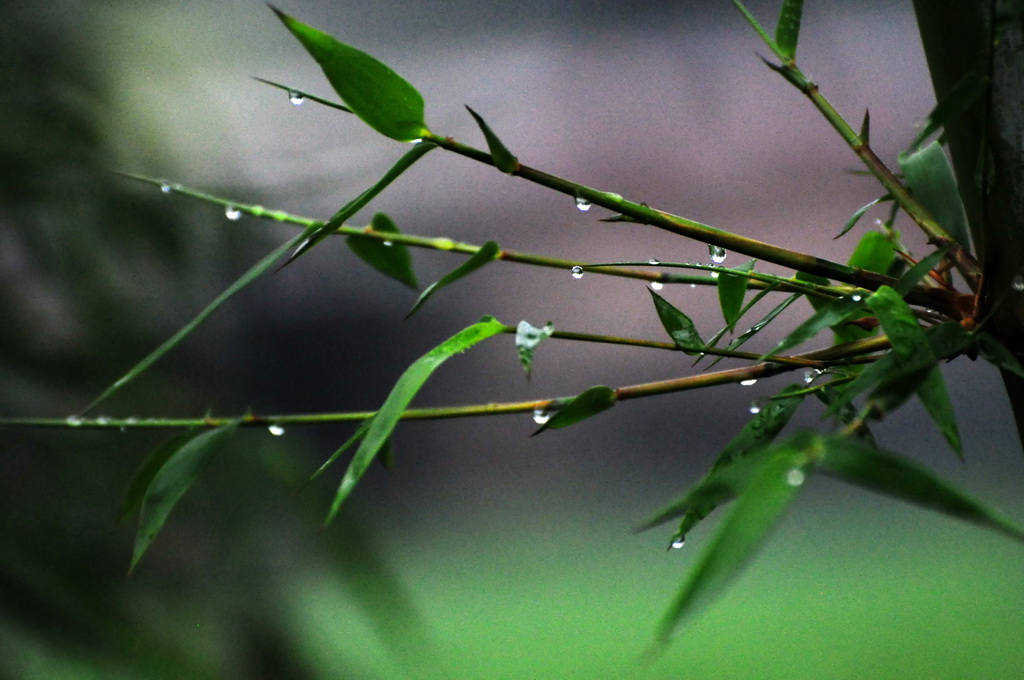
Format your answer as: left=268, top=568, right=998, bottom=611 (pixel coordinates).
left=10, top=0, right=1024, bottom=647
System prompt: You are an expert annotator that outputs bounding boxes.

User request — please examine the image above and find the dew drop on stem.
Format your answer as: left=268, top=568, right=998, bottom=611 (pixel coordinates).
left=224, top=205, right=242, bottom=221
left=288, top=90, right=304, bottom=106
left=708, top=244, right=727, bottom=264
left=749, top=400, right=763, bottom=414
left=571, top=265, right=584, bottom=279
left=65, top=415, right=83, bottom=427
left=650, top=281, right=664, bottom=291
left=532, top=408, right=550, bottom=425
left=268, top=424, right=286, bottom=436
left=574, top=196, right=592, bottom=212
left=159, top=181, right=172, bottom=194
left=670, top=537, right=685, bottom=549
left=740, top=378, right=758, bottom=386
left=648, top=258, right=660, bottom=266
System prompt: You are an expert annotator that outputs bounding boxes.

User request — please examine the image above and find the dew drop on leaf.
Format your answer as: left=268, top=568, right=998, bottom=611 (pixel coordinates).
left=786, top=468, right=806, bottom=487
left=159, top=181, right=172, bottom=194
left=803, top=368, right=823, bottom=384
left=749, top=400, right=763, bottom=414
left=65, top=415, right=83, bottom=427
left=1012, top=275, right=1024, bottom=292
left=575, top=197, right=592, bottom=212
left=532, top=408, right=550, bottom=425
left=571, top=266, right=584, bottom=279
left=224, top=205, right=242, bottom=221
left=850, top=293, right=863, bottom=302
left=268, top=424, right=286, bottom=436
left=671, top=537, right=686, bottom=549
left=708, top=244, right=727, bottom=264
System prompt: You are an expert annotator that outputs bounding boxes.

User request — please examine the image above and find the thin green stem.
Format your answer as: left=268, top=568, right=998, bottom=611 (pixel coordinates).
left=1, top=335, right=890, bottom=432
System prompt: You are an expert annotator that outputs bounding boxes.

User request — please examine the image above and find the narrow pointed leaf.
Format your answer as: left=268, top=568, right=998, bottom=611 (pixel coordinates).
left=899, top=141, right=971, bottom=252
left=761, top=293, right=868, bottom=358
left=120, top=431, right=196, bottom=522
left=658, top=435, right=812, bottom=640
left=85, top=227, right=315, bottom=413
left=867, top=286, right=931, bottom=363
left=915, top=367, right=962, bottom=454
left=894, top=246, right=950, bottom=296
left=131, top=421, right=240, bottom=572
left=731, top=0, right=777, bottom=53
left=706, top=288, right=798, bottom=368
left=465, top=106, right=518, bottom=173
left=649, top=289, right=704, bottom=355
left=515, top=320, right=554, bottom=379
left=910, top=72, right=988, bottom=151
left=272, top=6, right=428, bottom=141
left=836, top=197, right=884, bottom=239
left=638, top=385, right=806, bottom=537
left=718, top=260, right=755, bottom=330
left=285, top=142, right=435, bottom=266
left=326, top=317, right=506, bottom=523
left=774, top=0, right=804, bottom=60
left=346, top=213, right=418, bottom=289
left=818, top=437, right=1024, bottom=542
left=532, top=385, right=616, bottom=435
left=975, top=332, right=1024, bottom=380
left=306, top=420, right=371, bottom=486
left=406, top=241, right=501, bottom=318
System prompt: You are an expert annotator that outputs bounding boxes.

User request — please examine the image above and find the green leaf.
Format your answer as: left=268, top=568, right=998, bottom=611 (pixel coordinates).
left=893, top=246, right=950, bottom=296
left=638, top=385, right=806, bottom=540
left=848, top=230, right=896, bottom=276
left=818, top=437, right=1024, bottom=542
left=285, top=142, right=436, bottom=266
left=131, top=422, right=240, bottom=572
left=706, top=289, right=799, bottom=369
left=774, top=0, right=805, bottom=60
left=836, top=197, right=885, bottom=239
left=326, top=317, right=506, bottom=523
left=909, top=72, right=988, bottom=151
left=859, top=108, right=871, bottom=146
left=305, top=420, right=372, bottom=487
left=85, top=226, right=316, bottom=413
left=899, top=141, right=972, bottom=253
left=649, top=289, right=704, bottom=355
left=120, top=431, right=196, bottom=522
left=975, top=332, right=1024, bottom=380
left=731, top=0, right=777, bottom=53
left=718, top=260, right=755, bottom=330
left=532, top=385, right=616, bottom=435
left=345, top=213, right=418, bottom=289
left=406, top=241, right=501, bottom=318
left=865, top=288, right=962, bottom=454
left=761, top=293, right=868, bottom=358
left=465, top=106, right=519, bottom=173
left=515, top=320, right=554, bottom=380
left=657, top=434, right=812, bottom=641
left=271, top=6, right=428, bottom=142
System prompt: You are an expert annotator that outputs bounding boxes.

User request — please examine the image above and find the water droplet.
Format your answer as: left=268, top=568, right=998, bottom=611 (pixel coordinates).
left=65, top=415, right=83, bottom=427
left=786, top=468, right=806, bottom=487
left=288, top=90, right=305, bottom=106
left=224, top=205, right=242, bottom=221
left=749, top=400, right=763, bottom=414
left=670, top=537, right=685, bottom=549
left=408, top=138, right=424, bottom=145
left=690, top=283, right=697, bottom=289
left=710, top=271, right=719, bottom=279
left=708, top=244, right=727, bottom=264
left=575, top=196, right=592, bottom=212
left=571, top=265, right=584, bottom=279
left=740, top=378, right=758, bottom=386
left=95, top=416, right=111, bottom=425
left=1013, top=275, right=1024, bottom=292
left=803, top=368, right=823, bottom=384
left=159, top=181, right=172, bottom=194
left=650, top=281, right=664, bottom=291
left=383, top=240, right=394, bottom=247
left=851, top=293, right=863, bottom=302
left=648, top=258, right=661, bottom=266
left=268, top=424, right=286, bottom=436
left=532, top=408, right=550, bottom=425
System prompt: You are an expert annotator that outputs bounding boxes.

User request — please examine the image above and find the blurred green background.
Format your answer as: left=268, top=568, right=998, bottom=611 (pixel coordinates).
left=2, top=1, right=1022, bottom=678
